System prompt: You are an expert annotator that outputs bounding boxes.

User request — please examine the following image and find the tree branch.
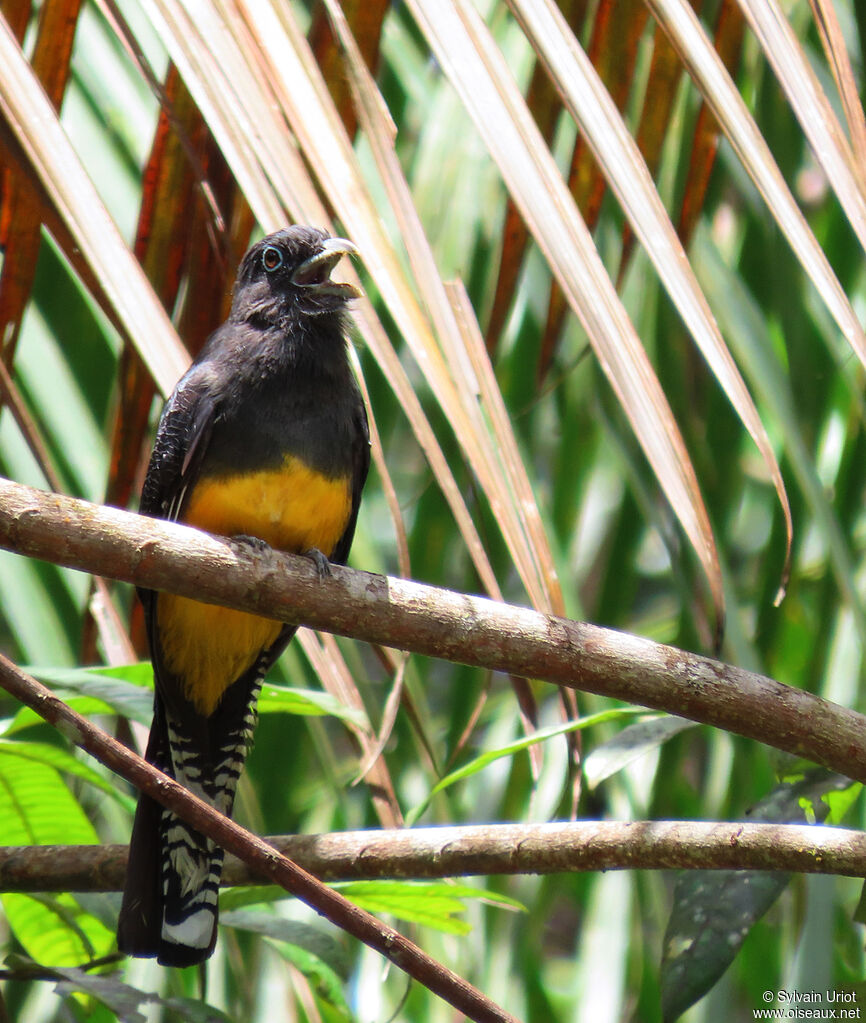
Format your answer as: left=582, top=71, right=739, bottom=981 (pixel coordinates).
left=0, top=819, right=863, bottom=893
left=0, top=655, right=515, bottom=1023
left=1, top=477, right=865, bottom=781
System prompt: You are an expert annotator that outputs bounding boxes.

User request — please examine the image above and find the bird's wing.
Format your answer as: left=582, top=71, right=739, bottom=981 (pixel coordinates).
left=120, top=372, right=225, bottom=961
left=330, top=395, right=371, bottom=567
left=137, top=372, right=221, bottom=732
left=139, top=374, right=216, bottom=522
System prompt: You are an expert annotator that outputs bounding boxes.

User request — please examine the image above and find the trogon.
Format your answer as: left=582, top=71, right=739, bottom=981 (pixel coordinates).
left=117, top=225, right=369, bottom=966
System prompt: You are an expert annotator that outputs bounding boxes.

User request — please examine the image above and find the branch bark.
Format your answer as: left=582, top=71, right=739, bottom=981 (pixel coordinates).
left=0, top=820, right=864, bottom=893
left=0, top=654, right=515, bottom=1023
left=1, top=477, right=865, bottom=781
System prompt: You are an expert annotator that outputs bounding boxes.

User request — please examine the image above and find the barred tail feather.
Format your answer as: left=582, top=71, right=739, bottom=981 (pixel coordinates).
left=156, top=711, right=250, bottom=966
left=157, top=810, right=222, bottom=964
left=118, top=673, right=265, bottom=967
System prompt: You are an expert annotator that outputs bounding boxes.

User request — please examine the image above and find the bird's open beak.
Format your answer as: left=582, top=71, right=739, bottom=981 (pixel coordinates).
left=291, top=237, right=361, bottom=299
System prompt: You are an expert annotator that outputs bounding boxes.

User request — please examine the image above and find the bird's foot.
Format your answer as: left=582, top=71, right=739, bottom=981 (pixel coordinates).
left=232, top=533, right=271, bottom=553
left=303, top=547, right=332, bottom=579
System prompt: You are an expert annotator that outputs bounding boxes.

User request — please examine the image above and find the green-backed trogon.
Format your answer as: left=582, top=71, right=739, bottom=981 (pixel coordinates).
left=117, top=226, right=369, bottom=967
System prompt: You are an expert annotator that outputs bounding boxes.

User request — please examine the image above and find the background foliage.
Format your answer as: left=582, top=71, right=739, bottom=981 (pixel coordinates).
left=1, top=0, right=866, bottom=1020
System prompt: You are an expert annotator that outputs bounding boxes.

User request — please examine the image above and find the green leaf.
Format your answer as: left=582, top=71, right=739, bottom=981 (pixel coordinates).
left=4, top=696, right=119, bottom=735
left=0, top=739, right=130, bottom=808
left=406, top=705, right=649, bottom=825
left=23, top=665, right=367, bottom=729
left=83, top=663, right=154, bottom=686
left=583, top=715, right=696, bottom=789
left=24, top=665, right=154, bottom=725
left=222, top=907, right=351, bottom=1017
left=257, top=684, right=366, bottom=725
left=798, top=795, right=817, bottom=824
left=51, top=964, right=232, bottom=1023
left=660, top=770, right=852, bottom=1020
left=226, top=881, right=523, bottom=938
left=661, top=870, right=789, bottom=1023
left=821, top=781, right=862, bottom=825
left=2, top=894, right=115, bottom=967
left=0, top=550, right=78, bottom=666
left=335, top=880, right=525, bottom=935
left=222, top=907, right=350, bottom=979
left=266, top=938, right=352, bottom=1019
left=0, top=747, right=118, bottom=966
left=218, top=885, right=287, bottom=912
left=0, top=748, right=99, bottom=845
left=854, top=882, right=866, bottom=926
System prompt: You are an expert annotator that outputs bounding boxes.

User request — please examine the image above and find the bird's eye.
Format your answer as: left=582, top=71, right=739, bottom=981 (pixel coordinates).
left=262, top=246, right=284, bottom=272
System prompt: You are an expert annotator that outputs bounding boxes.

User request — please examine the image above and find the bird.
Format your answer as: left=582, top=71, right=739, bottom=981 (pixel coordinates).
left=117, top=225, right=369, bottom=967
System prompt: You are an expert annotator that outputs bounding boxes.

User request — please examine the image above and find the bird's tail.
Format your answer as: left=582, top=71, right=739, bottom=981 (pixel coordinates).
left=156, top=803, right=224, bottom=965
left=118, top=690, right=260, bottom=967
left=117, top=791, right=223, bottom=967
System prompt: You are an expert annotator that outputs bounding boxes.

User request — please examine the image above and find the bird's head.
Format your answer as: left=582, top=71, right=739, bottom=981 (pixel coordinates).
left=231, top=226, right=360, bottom=324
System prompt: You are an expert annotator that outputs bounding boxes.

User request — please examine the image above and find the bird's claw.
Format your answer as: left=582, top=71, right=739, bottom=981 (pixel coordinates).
left=303, top=547, right=332, bottom=579
left=232, top=533, right=271, bottom=552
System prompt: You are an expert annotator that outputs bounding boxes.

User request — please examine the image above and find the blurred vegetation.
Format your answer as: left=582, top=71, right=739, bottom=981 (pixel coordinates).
left=2, top=0, right=866, bottom=1020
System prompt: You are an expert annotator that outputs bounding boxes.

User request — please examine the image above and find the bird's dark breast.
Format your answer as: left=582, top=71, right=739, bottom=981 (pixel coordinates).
left=156, top=366, right=361, bottom=716
left=206, top=370, right=361, bottom=479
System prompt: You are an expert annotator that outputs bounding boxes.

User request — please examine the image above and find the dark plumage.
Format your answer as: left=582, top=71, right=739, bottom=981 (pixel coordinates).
left=117, top=226, right=369, bottom=966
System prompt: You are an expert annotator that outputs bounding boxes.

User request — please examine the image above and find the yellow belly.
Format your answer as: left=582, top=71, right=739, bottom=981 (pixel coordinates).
left=157, top=455, right=352, bottom=716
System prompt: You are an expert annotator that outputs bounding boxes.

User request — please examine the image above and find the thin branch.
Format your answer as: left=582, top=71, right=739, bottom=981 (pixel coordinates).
left=1, top=477, right=865, bottom=782
left=0, top=655, right=514, bottom=1023
left=0, top=820, right=864, bottom=893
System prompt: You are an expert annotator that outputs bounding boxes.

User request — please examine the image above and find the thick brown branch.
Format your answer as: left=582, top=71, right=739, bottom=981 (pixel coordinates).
left=0, top=477, right=865, bottom=781
left=0, top=820, right=864, bottom=893
left=0, top=655, right=514, bottom=1023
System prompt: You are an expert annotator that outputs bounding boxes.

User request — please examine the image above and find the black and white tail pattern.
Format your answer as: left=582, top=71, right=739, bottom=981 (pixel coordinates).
left=118, top=665, right=268, bottom=967
left=156, top=678, right=263, bottom=963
